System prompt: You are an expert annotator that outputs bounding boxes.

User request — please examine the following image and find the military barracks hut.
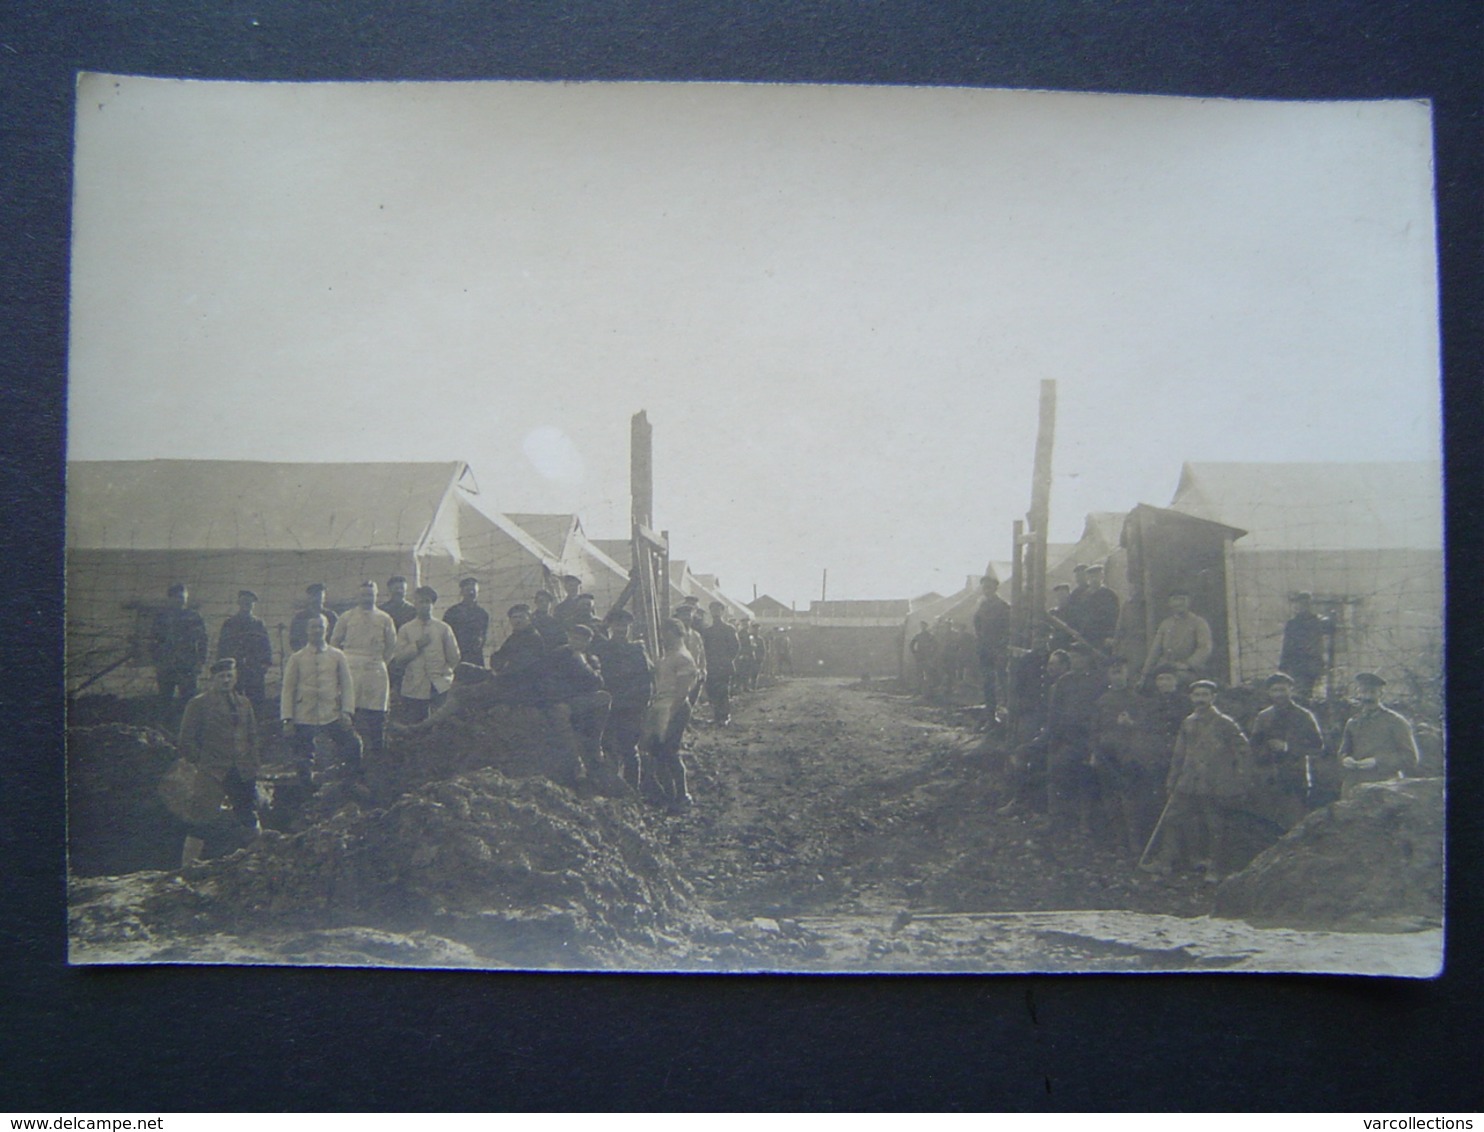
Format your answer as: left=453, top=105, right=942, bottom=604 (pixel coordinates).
left=66, top=460, right=561, bottom=697
left=1165, top=461, right=1444, bottom=692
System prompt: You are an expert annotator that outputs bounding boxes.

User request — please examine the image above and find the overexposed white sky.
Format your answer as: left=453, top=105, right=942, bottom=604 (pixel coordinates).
left=68, top=77, right=1440, bottom=606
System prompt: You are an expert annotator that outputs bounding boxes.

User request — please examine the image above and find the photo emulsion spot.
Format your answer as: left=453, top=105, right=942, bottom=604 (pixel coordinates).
left=64, top=77, right=1444, bottom=974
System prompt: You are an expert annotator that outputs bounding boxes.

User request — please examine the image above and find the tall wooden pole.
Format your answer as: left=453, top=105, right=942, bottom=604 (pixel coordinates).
left=1027, top=379, right=1057, bottom=650
left=630, top=410, right=663, bottom=656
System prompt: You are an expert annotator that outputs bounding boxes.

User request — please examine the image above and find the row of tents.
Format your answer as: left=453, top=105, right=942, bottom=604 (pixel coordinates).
left=65, top=459, right=754, bottom=697
left=897, top=461, right=1443, bottom=698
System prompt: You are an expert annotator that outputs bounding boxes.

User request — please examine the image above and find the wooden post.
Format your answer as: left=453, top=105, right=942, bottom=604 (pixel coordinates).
left=1222, top=534, right=1241, bottom=685
left=1027, top=379, right=1057, bottom=651
left=630, top=410, right=662, bottom=657
left=1010, top=519, right=1025, bottom=647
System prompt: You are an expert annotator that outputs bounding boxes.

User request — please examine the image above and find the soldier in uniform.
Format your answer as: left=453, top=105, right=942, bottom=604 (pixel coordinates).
left=1044, top=643, right=1107, bottom=834
left=151, top=582, right=209, bottom=717
left=280, top=613, right=363, bottom=791
left=391, top=586, right=462, bottom=723
left=330, top=580, right=398, bottom=755
left=1247, top=671, right=1325, bottom=831
left=594, top=609, right=654, bottom=791
left=379, top=575, right=417, bottom=631
left=289, top=583, right=338, bottom=653
left=176, top=658, right=260, bottom=865
left=910, top=621, right=939, bottom=697
left=1145, top=680, right=1251, bottom=880
left=1337, top=672, right=1419, bottom=799
left=442, top=577, right=490, bottom=667
left=489, top=604, right=550, bottom=705
left=530, top=589, right=567, bottom=650
left=553, top=574, right=586, bottom=629
left=217, top=589, right=273, bottom=710
left=1091, top=658, right=1163, bottom=856
left=700, top=601, right=741, bottom=725
left=973, top=575, right=1011, bottom=718
left=546, top=623, right=621, bottom=793
left=645, top=618, right=700, bottom=811
left=1279, top=592, right=1331, bottom=701
left=1138, top=591, right=1214, bottom=686
left=1077, top=564, right=1121, bottom=654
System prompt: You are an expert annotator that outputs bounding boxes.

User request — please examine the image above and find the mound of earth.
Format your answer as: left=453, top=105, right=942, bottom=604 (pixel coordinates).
left=1212, top=777, right=1444, bottom=931
left=67, top=723, right=189, bottom=875
left=68, top=768, right=821, bottom=969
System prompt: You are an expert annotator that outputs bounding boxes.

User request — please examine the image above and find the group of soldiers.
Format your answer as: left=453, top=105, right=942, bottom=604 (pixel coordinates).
left=150, top=574, right=786, bottom=863
left=950, top=566, right=1425, bottom=880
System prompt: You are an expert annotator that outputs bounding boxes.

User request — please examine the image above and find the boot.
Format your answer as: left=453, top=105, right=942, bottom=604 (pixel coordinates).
left=180, top=835, right=205, bottom=868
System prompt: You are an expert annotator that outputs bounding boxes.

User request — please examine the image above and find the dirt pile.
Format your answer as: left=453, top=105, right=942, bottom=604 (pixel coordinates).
left=1213, top=777, right=1444, bottom=931
left=67, top=724, right=187, bottom=876
left=69, top=768, right=819, bottom=968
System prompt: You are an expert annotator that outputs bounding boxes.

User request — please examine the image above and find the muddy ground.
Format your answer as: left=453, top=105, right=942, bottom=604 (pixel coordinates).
left=68, top=677, right=1443, bottom=974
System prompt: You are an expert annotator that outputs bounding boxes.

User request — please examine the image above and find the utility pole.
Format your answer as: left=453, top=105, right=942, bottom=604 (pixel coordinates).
left=821, top=568, right=828, bottom=604
left=1026, top=379, right=1057, bottom=651
left=630, top=410, right=669, bottom=656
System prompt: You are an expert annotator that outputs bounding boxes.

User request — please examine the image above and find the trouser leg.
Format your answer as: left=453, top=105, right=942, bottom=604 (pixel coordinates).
left=707, top=675, right=731, bottom=723
left=354, top=707, right=386, bottom=753
left=326, top=718, right=365, bottom=775
left=291, top=724, right=318, bottom=788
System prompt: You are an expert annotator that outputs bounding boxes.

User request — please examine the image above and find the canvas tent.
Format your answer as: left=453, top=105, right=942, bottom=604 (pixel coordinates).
left=505, top=514, right=632, bottom=619
left=66, top=460, right=561, bottom=695
left=1165, top=461, right=1444, bottom=690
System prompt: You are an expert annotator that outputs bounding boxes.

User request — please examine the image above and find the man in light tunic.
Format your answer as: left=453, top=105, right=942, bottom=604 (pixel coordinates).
left=393, top=585, right=462, bottom=723
left=331, top=580, right=398, bottom=754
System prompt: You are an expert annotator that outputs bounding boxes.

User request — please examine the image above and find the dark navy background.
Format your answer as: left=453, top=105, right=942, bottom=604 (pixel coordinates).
left=1, top=1, right=1480, bottom=1111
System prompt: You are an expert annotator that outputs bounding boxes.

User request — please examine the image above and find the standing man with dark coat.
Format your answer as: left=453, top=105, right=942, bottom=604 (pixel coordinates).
left=1278, top=592, right=1331, bottom=700
left=530, top=590, right=567, bottom=650
left=594, top=609, right=654, bottom=791
left=176, top=658, right=260, bottom=865
left=973, top=574, right=1011, bottom=718
left=1247, top=671, right=1326, bottom=831
left=379, top=576, right=418, bottom=631
left=1077, top=564, right=1121, bottom=654
left=1091, top=659, right=1162, bottom=856
left=289, top=583, right=338, bottom=653
left=546, top=623, right=621, bottom=793
left=217, top=589, right=273, bottom=711
left=553, top=574, right=586, bottom=630
left=1337, top=672, right=1420, bottom=799
left=700, top=601, right=741, bottom=726
left=151, top=582, right=209, bottom=717
left=1044, top=644, right=1108, bottom=834
left=1145, top=680, right=1250, bottom=880
left=490, top=604, right=550, bottom=705
left=442, top=577, right=491, bottom=668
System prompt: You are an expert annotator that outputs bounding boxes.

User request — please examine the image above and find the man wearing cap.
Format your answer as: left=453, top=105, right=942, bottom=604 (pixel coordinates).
left=442, top=577, right=490, bottom=668
left=675, top=606, right=708, bottom=707
left=392, top=586, right=462, bottom=723
left=1337, top=673, right=1420, bottom=799
left=594, top=609, right=654, bottom=791
left=176, top=658, right=260, bottom=865
left=1091, top=658, right=1163, bottom=856
left=1139, top=591, right=1214, bottom=686
left=1047, top=584, right=1074, bottom=651
left=910, top=620, right=939, bottom=697
left=700, top=601, right=741, bottom=726
left=530, top=590, right=566, bottom=650
left=1248, top=672, right=1326, bottom=831
left=546, top=623, right=620, bottom=793
left=1076, top=564, right=1121, bottom=654
left=379, top=576, right=417, bottom=631
left=1146, top=680, right=1250, bottom=879
left=489, top=604, right=549, bottom=705
left=554, top=575, right=586, bottom=630
left=1044, top=643, right=1107, bottom=834
left=330, top=580, right=398, bottom=754
left=1279, top=593, right=1331, bottom=700
left=1064, top=564, right=1090, bottom=630
left=280, top=612, right=363, bottom=789
left=289, top=584, right=338, bottom=653
left=151, top=583, right=209, bottom=716
left=973, top=574, right=1011, bottom=719
left=217, top=589, right=273, bottom=710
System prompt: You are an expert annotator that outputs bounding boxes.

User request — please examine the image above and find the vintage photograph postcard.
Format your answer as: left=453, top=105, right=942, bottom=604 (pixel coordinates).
left=64, top=76, right=1443, bottom=974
